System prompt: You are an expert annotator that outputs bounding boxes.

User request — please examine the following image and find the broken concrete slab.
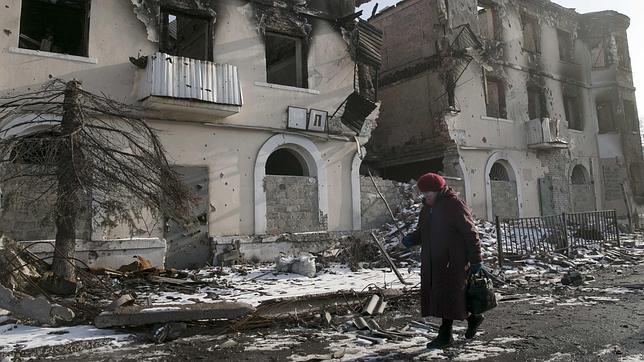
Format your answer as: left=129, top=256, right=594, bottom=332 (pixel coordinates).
left=94, top=302, right=254, bottom=328
left=0, top=284, right=74, bottom=325
left=255, top=289, right=405, bottom=319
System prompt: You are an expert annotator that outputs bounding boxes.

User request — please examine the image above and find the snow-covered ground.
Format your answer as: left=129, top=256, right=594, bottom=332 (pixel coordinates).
left=0, top=323, right=132, bottom=354
left=139, top=264, right=420, bottom=307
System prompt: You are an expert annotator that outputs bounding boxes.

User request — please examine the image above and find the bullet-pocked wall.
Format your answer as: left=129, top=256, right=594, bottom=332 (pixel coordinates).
left=368, top=0, right=644, bottom=221
left=0, top=0, right=363, bottom=242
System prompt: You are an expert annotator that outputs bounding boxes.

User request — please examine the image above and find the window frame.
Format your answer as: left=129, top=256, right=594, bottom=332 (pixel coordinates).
left=527, top=87, right=547, bottom=120
left=159, top=8, right=214, bottom=62
left=18, top=0, right=92, bottom=58
left=596, top=100, right=616, bottom=133
left=264, top=31, right=308, bottom=89
left=521, top=13, right=541, bottom=54
left=483, top=72, right=507, bottom=119
left=557, top=28, right=574, bottom=62
left=563, top=94, right=583, bottom=131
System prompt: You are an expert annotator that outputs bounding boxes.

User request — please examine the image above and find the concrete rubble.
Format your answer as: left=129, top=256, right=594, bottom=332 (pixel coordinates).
left=0, top=181, right=643, bottom=359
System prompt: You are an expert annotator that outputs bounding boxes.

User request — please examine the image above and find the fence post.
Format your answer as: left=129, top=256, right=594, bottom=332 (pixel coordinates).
left=562, top=213, right=570, bottom=257
left=614, top=210, right=621, bottom=247
left=495, top=216, right=503, bottom=268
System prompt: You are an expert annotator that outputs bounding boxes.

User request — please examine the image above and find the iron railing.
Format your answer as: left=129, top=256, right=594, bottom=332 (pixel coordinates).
left=495, top=210, right=619, bottom=266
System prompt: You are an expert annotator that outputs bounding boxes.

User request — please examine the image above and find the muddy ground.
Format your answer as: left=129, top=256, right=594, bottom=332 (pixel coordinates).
left=9, top=261, right=643, bottom=361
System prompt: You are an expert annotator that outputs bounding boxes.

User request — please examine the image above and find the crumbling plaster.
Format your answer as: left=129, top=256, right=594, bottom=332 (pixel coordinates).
left=366, top=0, right=644, bottom=219
left=1, top=0, right=363, bottom=238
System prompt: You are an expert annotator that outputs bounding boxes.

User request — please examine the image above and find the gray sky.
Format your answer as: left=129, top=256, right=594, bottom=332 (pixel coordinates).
left=358, top=0, right=644, bottom=118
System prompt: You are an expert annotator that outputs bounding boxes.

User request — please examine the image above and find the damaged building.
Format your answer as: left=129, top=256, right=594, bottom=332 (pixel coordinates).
left=365, top=0, right=644, bottom=223
left=0, top=0, right=382, bottom=268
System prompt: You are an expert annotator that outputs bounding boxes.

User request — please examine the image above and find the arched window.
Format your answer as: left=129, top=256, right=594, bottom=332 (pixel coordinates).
left=265, top=148, right=308, bottom=176
left=570, top=165, right=589, bottom=185
left=489, top=162, right=509, bottom=181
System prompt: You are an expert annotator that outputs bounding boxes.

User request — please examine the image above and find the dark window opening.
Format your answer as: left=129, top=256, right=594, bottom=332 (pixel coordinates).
left=564, top=94, right=583, bottom=130
left=18, top=0, right=91, bottom=57
left=570, top=165, right=589, bottom=185
left=489, top=162, right=509, bottom=182
left=616, top=37, right=630, bottom=69
left=557, top=29, right=573, bottom=61
left=528, top=87, right=547, bottom=120
left=596, top=100, right=616, bottom=133
left=521, top=14, right=540, bottom=54
left=477, top=3, right=498, bottom=41
left=591, top=39, right=608, bottom=68
left=624, top=100, right=638, bottom=132
left=266, top=148, right=307, bottom=176
left=160, top=10, right=212, bottom=61
left=265, top=32, right=307, bottom=88
left=484, top=74, right=506, bottom=118
left=12, top=131, right=60, bottom=165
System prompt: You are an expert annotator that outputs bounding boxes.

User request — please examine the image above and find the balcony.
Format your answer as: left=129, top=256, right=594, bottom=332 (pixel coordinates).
left=138, top=52, right=242, bottom=118
left=527, top=117, right=569, bottom=150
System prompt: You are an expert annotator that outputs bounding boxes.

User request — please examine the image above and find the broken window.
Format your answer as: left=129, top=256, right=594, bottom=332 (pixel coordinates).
left=18, top=0, right=91, bottom=57
left=623, top=100, right=638, bottom=132
left=616, top=37, right=630, bottom=69
left=484, top=74, right=506, bottom=118
left=265, top=32, right=307, bottom=88
left=557, top=29, right=573, bottom=62
left=570, top=165, right=589, bottom=185
left=477, top=3, right=498, bottom=41
left=563, top=94, right=583, bottom=131
left=591, top=39, right=607, bottom=68
left=596, top=100, right=616, bottom=133
left=160, top=10, right=212, bottom=61
left=527, top=87, right=547, bottom=120
left=489, top=162, right=509, bottom=182
left=266, top=148, right=308, bottom=176
left=521, top=14, right=540, bottom=54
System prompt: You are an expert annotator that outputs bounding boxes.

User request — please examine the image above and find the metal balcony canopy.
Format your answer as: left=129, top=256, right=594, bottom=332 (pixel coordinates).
left=139, top=52, right=242, bottom=107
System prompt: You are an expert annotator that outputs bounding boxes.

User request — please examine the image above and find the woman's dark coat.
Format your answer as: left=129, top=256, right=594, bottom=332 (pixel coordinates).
left=409, top=187, right=482, bottom=321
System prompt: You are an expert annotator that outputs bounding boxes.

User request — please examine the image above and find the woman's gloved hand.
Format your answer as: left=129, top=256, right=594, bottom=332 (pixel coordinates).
left=469, top=263, right=483, bottom=275
left=401, top=234, right=415, bottom=248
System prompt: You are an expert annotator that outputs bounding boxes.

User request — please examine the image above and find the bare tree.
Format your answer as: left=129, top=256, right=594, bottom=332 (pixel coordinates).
left=0, top=79, right=192, bottom=286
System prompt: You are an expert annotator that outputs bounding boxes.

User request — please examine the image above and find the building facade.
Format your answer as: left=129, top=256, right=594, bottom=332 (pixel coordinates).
left=367, top=0, right=644, bottom=222
left=0, top=0, right=380, bottom=267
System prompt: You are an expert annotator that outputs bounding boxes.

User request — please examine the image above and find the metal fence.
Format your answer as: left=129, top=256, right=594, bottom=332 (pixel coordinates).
left=495, top=210, right=619, bottom=266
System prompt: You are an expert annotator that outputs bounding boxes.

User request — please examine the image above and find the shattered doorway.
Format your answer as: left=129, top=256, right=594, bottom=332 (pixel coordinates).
left=165, top=166, right=210, bottom=269
left=570, top=165, right=595, bottom=212
left=489, top=161, right=519, bottom=219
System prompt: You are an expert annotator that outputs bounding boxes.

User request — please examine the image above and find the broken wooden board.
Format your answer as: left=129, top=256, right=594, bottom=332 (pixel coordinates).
left=94, top=302, right=254, bottom=328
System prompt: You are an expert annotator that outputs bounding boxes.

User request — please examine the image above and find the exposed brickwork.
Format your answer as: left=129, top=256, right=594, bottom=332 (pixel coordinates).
left=537, top=150, right=572, bottom=215
left=490, top=180, right=519, bottom=218
left=264, top=175, right=325, bottom=234
left=571, top=185, right=595, bottom=212
left=0, top=178, right=91, bottom=241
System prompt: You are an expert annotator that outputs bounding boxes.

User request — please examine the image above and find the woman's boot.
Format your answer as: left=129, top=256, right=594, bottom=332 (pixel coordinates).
left=427, top=319, right=454, bottom=349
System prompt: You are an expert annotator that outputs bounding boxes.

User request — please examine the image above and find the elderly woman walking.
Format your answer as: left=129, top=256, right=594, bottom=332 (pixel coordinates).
left=402, top=172, right=484, bottom=349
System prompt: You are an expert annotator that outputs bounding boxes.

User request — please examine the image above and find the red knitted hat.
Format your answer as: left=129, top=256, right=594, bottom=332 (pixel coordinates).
left=417, top=173, right=446, bottom=192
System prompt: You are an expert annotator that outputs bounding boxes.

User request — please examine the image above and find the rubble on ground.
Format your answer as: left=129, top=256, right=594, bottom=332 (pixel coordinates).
left=0, top=181, right=642, bottom=358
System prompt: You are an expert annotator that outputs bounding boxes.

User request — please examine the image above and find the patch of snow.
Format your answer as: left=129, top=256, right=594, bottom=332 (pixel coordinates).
left=0, top=324, right=132, bottom=353
left=140, top=306, right=182, bottom=313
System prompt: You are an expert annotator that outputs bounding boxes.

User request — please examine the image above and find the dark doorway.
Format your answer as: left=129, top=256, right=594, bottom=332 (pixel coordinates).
left=160, top=10, right=212, bottom=61
left=266, top=148, right=307, bottom=176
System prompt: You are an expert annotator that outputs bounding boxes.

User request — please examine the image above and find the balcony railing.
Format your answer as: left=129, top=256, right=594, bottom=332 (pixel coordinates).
left=138, top=52, right=242, bottom=117
left=527, top=117, right=569, bottom=149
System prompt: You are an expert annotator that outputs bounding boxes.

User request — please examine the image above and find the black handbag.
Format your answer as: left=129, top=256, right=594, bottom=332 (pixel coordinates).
left=466, top=269, right=498, bottom=314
